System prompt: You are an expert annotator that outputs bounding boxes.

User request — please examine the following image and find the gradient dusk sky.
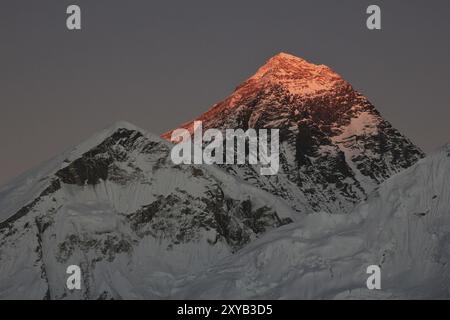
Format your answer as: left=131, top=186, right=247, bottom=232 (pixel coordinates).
left=1, top=0, right=449, bottom=185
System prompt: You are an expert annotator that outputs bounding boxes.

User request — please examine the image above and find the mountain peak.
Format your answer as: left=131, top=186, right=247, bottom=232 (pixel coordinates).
left=65, top=121, right=165, bottom=165
left=247, top=52, right=347, bottom=96
left=103, top=120, right=147, bottom=134
left=161, top=53, right=351, bottom=138
left=265, top=52, right=310, bottom=66
left=163, top=53, right=424, bottom=214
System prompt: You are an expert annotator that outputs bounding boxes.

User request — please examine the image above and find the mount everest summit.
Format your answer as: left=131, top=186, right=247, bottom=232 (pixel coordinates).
left=163, top=53, right=423, bottom=214
left=0, top=53, right=447, bottom=299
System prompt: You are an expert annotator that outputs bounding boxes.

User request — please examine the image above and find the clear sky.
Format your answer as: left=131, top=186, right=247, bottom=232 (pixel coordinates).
left=1, top=0, right=449, bottom=185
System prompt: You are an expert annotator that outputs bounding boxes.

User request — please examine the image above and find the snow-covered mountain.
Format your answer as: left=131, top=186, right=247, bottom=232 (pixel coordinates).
left=1, top=122, right=445, bottom=299
left=0, top=122, right=294, bottom=299
left=173, top=143, right=450, bottom=299
left=163, top=53, right=424, bottom=213
left=0, top=53, right=438, bottom=300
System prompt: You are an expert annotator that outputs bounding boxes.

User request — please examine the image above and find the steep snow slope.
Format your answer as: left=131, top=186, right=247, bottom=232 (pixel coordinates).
left=0, top=121, right=145, bottom=224
left=0, top=122, right=295, bottom=299
left=172, top=144, right=450, bottom=299
left=163, top=53, right=424, bottom=214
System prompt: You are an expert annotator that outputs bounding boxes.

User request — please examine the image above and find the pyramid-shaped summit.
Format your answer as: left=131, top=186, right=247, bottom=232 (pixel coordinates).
left=164, top=52, right=424, bottom=214
left=248, top=52, right=346, bottom=96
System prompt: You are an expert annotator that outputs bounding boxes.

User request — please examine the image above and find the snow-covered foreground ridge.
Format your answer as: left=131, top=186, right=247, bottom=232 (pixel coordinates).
left=0, top=122, right=448, bottom=299
left=0, top=121, right=296, bottom=299
left=173, top=144, right=450, bottom=299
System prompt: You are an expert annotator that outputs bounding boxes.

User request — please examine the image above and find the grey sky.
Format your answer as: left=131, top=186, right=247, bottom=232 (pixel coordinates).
left=1, top=0, right=449, bottom=185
